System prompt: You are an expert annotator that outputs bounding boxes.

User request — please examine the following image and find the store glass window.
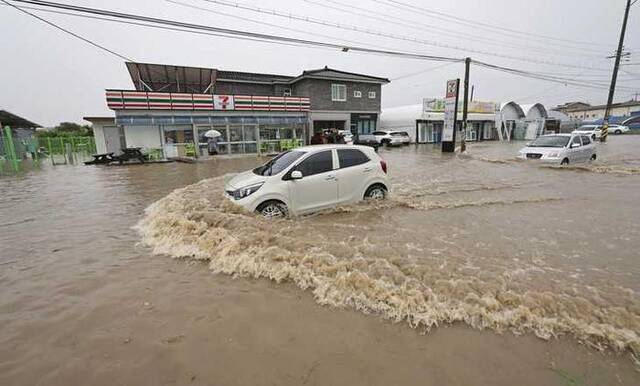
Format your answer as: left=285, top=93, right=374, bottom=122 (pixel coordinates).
left=163, top=126, right=193, bottom=144
left=243, top=125, right=257, bottom=142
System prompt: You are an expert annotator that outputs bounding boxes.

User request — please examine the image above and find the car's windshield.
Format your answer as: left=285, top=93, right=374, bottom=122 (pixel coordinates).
left=253, top=150, right=306, bottom=176
left=529, top=136, right=570, bottom=148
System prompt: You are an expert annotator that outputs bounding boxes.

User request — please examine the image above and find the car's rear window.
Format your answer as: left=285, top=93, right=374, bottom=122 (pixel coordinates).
left=580, top=136, right=591, bottom=145
left=338, top=149, right=370, bottom=168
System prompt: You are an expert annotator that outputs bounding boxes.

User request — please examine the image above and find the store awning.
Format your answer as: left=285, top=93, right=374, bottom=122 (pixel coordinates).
left=115, top=115, right=308, bottom=126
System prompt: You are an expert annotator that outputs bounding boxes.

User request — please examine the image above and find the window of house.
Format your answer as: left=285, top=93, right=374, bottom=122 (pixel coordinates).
left=354, top=90, right=362, bottom=98
left=331, top=84, right=346, bottom=102
left=368, top=91, right=376, bottom=99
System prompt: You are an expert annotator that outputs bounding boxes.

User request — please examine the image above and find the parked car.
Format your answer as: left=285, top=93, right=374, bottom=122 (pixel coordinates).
left=372, top=130, right=411, bottom=146
left=573, top=124, right=629, bottom=139
left=353, top=134, right=380, bottom=150
left=517, top=133, right=596, bottom=165
left=225, top=145, right=390, bottom=217
left=338, top=130, right=354, bottom=145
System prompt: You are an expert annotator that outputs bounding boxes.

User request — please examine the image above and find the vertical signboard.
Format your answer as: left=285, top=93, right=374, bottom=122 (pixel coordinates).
left=442, top=79, right=460, bottom=152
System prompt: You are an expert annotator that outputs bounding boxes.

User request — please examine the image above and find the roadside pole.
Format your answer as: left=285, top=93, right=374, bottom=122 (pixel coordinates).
left=461, top=57, right=471, bottom=153
left=602, top=0, right=632, bottom=143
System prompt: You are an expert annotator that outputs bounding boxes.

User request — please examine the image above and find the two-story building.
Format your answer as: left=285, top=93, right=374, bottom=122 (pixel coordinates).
left=88, top=62, right=389, bottom=158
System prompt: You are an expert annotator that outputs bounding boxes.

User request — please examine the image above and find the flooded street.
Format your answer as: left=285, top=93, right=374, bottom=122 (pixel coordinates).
left=2, top=137, right=640, bottom=385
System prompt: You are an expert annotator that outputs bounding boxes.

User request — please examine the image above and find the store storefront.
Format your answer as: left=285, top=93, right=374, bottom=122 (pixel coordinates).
left=107, top=91, right=310, bottom=158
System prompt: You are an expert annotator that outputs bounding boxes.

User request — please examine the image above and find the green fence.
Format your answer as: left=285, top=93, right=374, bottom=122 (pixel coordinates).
left=1, top=128, right=96, bottom=165
left=37, top=136, right=96, bottom=155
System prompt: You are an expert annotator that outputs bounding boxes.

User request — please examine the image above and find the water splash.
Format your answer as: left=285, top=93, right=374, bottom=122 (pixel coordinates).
left=136, top=176, right=640, bottom=359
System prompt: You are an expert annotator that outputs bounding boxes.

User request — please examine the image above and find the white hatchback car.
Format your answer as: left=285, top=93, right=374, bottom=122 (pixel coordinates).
left=517, top=133, right=596, bottom=165
left=372, top=130, right=411, bottom=146
left=225, top=145, right=390, bottom=217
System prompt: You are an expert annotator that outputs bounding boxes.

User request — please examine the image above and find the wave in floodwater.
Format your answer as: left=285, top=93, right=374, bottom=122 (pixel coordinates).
left=136, top=176, right=640, bottom=359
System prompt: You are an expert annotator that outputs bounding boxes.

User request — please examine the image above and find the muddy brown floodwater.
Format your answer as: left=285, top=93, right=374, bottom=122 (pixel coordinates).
left=1, top=137, right=640, bottom=385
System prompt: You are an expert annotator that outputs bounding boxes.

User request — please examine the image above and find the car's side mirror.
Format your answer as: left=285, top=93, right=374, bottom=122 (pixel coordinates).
left=290, top=170, right=303, bottom=180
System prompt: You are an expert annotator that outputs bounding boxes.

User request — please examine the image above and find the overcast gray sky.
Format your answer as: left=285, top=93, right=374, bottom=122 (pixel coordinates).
left=1, top=0, right=639, bottom=127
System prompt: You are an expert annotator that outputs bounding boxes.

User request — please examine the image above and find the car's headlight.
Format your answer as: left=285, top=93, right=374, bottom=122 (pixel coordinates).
left=233, top=182, right=264, bottom=200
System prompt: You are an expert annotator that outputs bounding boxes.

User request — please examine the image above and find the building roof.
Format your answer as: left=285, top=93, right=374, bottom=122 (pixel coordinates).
left=294, top=66, right=390, bottom=83
left=520, top=103, right=548, bottom=119
left=563, top=100, right=640, bottom=112
left=83, top=116, right=115, bottom=123
left=0, top=109, right=40, bottom=128
left=499, top=101, right=525, bottom=118
left=124, top=62, right=389, bottom=92
left=552, top=101, right=590, bottom=111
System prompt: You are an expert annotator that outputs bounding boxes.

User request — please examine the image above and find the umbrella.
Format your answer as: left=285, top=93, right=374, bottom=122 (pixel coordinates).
left=204, top=129, right=222, bottom=138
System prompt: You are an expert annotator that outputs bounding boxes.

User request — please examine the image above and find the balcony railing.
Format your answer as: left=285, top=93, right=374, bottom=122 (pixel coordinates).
left=106, top=90, right=311, bottom=112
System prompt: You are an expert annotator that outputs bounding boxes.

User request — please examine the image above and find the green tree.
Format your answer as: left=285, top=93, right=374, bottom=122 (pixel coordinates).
left=37, top=122, right=94, bottom=137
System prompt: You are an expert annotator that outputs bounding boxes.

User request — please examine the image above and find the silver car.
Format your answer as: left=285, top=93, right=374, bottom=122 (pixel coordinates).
left=518, top=134, right=596, bottom=165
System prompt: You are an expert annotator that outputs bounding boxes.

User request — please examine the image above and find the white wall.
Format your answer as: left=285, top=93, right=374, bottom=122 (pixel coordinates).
left=123, top=125, right=162, bottom=149
left=92, top=125, right=106, bottom=154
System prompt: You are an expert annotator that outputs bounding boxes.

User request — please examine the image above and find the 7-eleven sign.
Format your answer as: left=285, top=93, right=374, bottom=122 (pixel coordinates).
left=213, top=95, right=235, bottom=110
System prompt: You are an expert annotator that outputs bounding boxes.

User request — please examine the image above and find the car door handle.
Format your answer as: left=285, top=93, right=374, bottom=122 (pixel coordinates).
left=325, top=175, right=335, bottom=181
left=363, top=167, right=373, bottom=172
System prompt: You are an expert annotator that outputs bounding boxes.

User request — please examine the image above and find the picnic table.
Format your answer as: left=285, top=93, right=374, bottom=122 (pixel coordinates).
left=84, top=152, right=114, bottom=165
left=112, top=147, right=145, bottom=164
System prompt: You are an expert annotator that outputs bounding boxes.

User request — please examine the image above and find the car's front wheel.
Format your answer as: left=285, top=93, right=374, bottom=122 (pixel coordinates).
left=615, top=129, right=622, bottom=135
left=364, top=184, right=388, bottom=200
left=561, top=158, right=570, bottom=165
left=256, top=200, right=288, bottom=218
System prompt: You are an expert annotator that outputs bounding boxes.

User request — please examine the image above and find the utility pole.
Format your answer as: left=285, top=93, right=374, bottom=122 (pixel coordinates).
left=602, top=0, right=632, bottom=142
left=460, top=57, right=471, bottom=153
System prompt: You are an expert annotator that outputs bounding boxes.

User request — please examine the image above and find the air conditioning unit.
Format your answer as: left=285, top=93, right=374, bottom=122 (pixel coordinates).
left=283, top=89, right=292, bottom=96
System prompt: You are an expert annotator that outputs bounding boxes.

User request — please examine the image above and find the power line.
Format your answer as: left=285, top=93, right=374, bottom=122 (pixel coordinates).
left=166, top=0, right=416, bottom=53
left=5, top=0, right=633, bottom=92
left=371, top=0, right=611, bottom=48
left=0, top=3, right=339, bottom=51
left=8, top=0, right=463, bottom=63
left=196, top=0, right=610, bottom=71
left=472, top=59, right=637, bottom=91
left=1, top=0, right=132, bottom=61
left=304, top=0, right=606, bottom=58
left=391, top=62, right=457, bottom=81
